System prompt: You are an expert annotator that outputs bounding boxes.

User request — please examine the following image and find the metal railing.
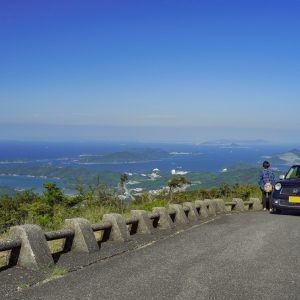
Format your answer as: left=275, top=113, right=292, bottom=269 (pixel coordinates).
left=91, top=222, right=112, bottom=232
left=0, top=239, right=21, bottom=252
left=45, top=229, right=75, bottom=241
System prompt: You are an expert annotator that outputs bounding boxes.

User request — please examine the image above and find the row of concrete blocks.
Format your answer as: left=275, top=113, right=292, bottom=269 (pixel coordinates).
left=3, top=198, right=262, bottom=271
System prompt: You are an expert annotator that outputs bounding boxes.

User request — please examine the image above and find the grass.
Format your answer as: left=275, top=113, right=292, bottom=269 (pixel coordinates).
left=47, top=239, right=66, bottom=253
left=0, top=231, right=10, bottom=267
left=47, top=267, right=67, bottom=279
left=18, top=283, right=29, bottom=289
left=0, top=251, right=8, bottom=267
left=128, top=199, right=169, bottom=212
left=77, top=205, right=118, bottom=224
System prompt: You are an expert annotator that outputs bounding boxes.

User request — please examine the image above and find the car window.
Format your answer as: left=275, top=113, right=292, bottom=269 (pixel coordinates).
left=286, top=166, right=300, bottom=179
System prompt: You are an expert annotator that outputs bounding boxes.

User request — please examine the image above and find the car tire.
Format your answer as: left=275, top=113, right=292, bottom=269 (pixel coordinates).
left=272, top=208, right=281, bottom=214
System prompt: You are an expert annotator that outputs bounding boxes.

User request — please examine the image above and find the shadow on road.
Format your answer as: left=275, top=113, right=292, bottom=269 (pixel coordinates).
left=275, top=210, right=300, bottom=217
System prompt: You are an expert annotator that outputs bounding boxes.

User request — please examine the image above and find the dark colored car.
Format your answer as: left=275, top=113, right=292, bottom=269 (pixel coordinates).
left=271, top=165, right=300, bottom=213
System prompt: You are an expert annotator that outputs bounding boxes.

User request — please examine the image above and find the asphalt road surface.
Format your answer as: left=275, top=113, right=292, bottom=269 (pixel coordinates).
left=5, top=212, right=300, bottom=300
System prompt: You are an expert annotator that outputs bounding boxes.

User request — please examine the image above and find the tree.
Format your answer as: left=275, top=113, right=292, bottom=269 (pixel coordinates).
left=42, top=182, right=65, bottom=206
left=218, top=183, right=232, bottom=198
left=119, top=173, right=129, bottom=189
left=167, top=176, right=191, bottom=201
left=0, top=190, right=40, bottom=229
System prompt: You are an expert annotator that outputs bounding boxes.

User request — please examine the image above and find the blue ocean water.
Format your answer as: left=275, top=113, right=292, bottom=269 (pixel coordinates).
left=0, top=140, right=297, bottom=191
left=81, top=145, right=286, bottom=173
left=0, top=175, right=63, bottom=193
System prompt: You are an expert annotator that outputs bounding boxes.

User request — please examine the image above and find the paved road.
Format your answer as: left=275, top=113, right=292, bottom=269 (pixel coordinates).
left=6, top=212, right=300, bottom=300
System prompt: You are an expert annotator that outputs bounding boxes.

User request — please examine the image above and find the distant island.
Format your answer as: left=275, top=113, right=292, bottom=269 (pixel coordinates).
left=76, top=148, right=171, bottom=164
left=201, top=139, right=270, bottom=146
left=271, top=149, right=300, bottom=165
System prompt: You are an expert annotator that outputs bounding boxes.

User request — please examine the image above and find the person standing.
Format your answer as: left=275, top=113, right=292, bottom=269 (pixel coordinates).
left=258, top=161, right=276, bottom=211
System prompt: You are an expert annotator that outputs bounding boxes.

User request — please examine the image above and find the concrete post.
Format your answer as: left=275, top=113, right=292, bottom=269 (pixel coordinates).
left=9, top=224, right=54, bottom=270
left=214, top=199, right=226, bottom=214
left=130, top=210, right=154, bottom=234
left=64, top=218, right=99, bottom=253
left=250, top=198, right=263, bottom=211
left=232, top=198, right=245, bottom=212
left=183, top=202, right=199, bottom=221
left=152, top=207, right=174, bottom=229
left=169, top=204, right=189, bottom=224
left=211, top=199, right=218, bottom=213
left=204, top=199, right=217, bottom=216
left=194, top=200, right=209, bottom=219
left=102, top=213, right=130, bottom=242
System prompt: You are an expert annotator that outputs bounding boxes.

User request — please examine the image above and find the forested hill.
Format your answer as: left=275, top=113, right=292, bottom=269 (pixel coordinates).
left=77, top=149, right=171, bottom=164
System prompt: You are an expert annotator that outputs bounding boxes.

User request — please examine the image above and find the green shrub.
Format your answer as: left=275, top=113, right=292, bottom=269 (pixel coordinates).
left=36, top=215, right=52, bottom=228
left=132, top=199, right=169, bottom=212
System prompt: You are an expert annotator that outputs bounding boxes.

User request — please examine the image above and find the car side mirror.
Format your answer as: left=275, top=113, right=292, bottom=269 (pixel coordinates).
left=279, top=174, right=285, bottom=180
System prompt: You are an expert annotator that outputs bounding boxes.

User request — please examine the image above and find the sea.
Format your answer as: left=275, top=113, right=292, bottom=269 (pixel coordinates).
left=0, top=140, right=298, bottom=193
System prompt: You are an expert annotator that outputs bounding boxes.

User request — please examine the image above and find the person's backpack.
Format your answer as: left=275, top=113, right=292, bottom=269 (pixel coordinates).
left=263, top=171, right=273, bottom=193
left=264, top=181, right=273, bottom=193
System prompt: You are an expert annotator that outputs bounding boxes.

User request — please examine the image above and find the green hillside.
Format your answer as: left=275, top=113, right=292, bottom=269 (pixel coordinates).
left=77, top=148, right=171, bottom=164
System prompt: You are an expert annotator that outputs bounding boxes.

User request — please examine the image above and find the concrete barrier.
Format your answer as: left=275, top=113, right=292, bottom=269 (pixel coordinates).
left=130, top=210, right=154, bottom=234
left=210, top=199, right=218, bottom=213
left=0, top=198, right=263, bottom=272
left=64, top=218, right=99, bottom=253
left=169, top=204, right=189, bottom=224
left=183, top=202, right=199, bottom=221
left=214, top=199, right=226, bottom=214
left=9, top=224, right=54, bottom=270
left=204, top=199, right=217, bottom=216
left=102, top=213, right=130, bottom=242
left=232, top=198, right=245, bottom=212
left=194, top=200, right=209, bottom=219
left=148, top=212, right=160, bottom=228
left=152, top=207, right=175, bottom=229
left=249, top=198, right=263, bottom=211
left=224, top=202, right=236, bottom=211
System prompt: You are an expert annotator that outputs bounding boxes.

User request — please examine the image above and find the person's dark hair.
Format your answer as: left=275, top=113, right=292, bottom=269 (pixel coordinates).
left=263, top=160, right=270, bottom=169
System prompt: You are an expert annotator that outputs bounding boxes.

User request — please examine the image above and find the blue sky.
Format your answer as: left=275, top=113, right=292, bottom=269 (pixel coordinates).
left=0, top=0, right=299, bottom=142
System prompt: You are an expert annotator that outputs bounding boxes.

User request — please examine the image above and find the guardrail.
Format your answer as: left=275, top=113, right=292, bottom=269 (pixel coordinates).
left=45, top=229, right=75, bottom=241
left=0, top=198, right=262, bottom=271
left=0, top=239, right=21, bottom=252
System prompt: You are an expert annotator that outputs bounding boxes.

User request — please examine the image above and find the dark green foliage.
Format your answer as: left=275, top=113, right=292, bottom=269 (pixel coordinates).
left=168, top=176, right=191, bottom=189
left=42, top=182, right=65, bottom=206
left=0, top=180, right=124, bottom=232
left=0, top=190, right=39, bottom=232
left=167, top=176, right=191, bottom=200
left=119, top=173, right=129, bottom=188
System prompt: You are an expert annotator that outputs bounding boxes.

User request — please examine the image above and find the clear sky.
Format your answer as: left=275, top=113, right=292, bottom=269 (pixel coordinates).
left=0, top=0, right=299, bottom=143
